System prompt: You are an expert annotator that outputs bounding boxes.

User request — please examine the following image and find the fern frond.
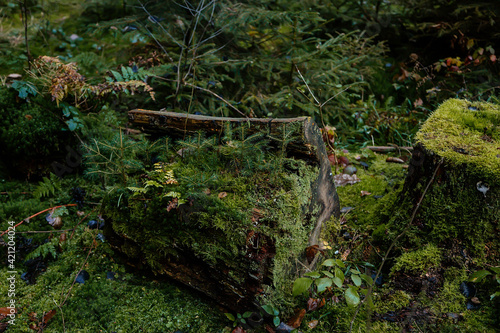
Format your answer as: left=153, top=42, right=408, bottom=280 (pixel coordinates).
left=33, top=173, right=61, bottom=199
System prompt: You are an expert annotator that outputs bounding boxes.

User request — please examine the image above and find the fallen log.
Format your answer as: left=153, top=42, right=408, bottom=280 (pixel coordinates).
left=103, top=110, right=340, bottom=312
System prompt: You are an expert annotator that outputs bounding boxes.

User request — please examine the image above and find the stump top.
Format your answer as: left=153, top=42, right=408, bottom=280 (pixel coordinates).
left=416, top=99, right=500, bottom=180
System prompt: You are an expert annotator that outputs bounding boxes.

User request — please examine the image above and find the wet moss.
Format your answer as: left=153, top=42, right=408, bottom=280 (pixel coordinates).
left=0, top=227, right=226, bottom=332
left=391, top=244, right=441, bottom=276
left=415, top=98, right=500, bottom=180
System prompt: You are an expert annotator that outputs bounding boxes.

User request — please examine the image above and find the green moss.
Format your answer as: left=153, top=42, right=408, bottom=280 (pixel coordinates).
left=391, top=244, right=441, bottom=276
left=374, top=290, right=412, bottom=313
left=0, top=230, right=225, bottom=332
left=96, top=124, right=323, bottom=313
left=416, top=98, right=500, bottom=180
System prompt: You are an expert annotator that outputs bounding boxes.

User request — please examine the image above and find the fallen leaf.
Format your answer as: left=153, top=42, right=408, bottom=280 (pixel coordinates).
left=308, top=320, right=319, bottom=329
left=251, top=208, right=264, bottom=222
left=341, top=249, right=351, bottom=261
left=328, top=154, right=337, bottom=165
left=360, top=191, right=371, bottom=197
left=203, top=188, right=211, bottom=195
left=338, top=156, right=350, bottom=167
left=334, top=174, right=361, bottom=187
left=287, top=308, right=306, bottom=328
left=0, top=308, right=15, bottom=316
left=42, top=309, right=56, bottom=324
left=166, top=197, right=178, bottom=212
left=218, top=192, right=227, bottom=199
left=232, top=327, right=247, bottom=333
left=28, top=312, right=37, bottom=321
left=307, top=298, right=322, bottom=312
left=305, top=245, right=322, bottom=263
left=264, top=324, right=275, bottom=333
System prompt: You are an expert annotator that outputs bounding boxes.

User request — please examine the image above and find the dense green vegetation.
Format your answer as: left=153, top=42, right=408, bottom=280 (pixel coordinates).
left=1, top=0, right=499, bottom=332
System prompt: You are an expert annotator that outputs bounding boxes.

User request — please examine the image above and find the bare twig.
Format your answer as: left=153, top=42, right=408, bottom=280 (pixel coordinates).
left=295, top=65, right=319, bottom=105
left=184, top=82, right=248, bottom=117
left=0, top=204, right=77, bottom=237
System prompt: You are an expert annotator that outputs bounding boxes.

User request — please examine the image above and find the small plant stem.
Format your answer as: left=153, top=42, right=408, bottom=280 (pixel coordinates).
left=20, top=0, right=32, bottom=69
left=349, top=157, right=444, bottom=333
left=184, top=82, right=248, bottom=117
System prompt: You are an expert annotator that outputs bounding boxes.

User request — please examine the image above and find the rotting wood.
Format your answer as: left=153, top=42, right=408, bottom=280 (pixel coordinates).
left=128, top=109, right=341, bottom=247
left=118, top=109, right=342, bottom=311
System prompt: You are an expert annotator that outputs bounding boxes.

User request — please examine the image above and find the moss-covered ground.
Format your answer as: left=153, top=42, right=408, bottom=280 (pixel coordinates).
left=2, top=124, right=500, bottom=332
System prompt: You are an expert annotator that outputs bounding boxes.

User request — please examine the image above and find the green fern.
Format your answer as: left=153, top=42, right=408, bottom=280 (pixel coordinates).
left=33, top=173, right=61, bottom=199
left=25, top=237, right=59, bottom=260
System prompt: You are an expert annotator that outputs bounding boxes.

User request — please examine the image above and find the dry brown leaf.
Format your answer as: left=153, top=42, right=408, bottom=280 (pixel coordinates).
left=308, top=320, right=319, bottom=329
left=341, top=249, right=351, bottom=261
left=218, top=192, right=227, bottom=199
left=287, top=308, right=306, bottom=328
left=307, top=298, right=320, bottom=312
left=334, top=174, right=360, bottom=187
left=0, top=308, right=15, bottom=316
left=360, top=191, right=371, bottom=197
left=42, top=309, right=56, bottom=324
left=166, top=198, right=178, bottom=212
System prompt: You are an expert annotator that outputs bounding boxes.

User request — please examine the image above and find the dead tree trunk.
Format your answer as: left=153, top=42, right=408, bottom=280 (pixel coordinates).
left=103, top=110, right=340, bottom=311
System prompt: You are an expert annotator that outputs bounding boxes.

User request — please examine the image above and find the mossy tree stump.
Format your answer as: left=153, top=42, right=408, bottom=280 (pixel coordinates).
left=103, top=110, right=340, bottom=312
left=401, top=99, right=499, bottom=262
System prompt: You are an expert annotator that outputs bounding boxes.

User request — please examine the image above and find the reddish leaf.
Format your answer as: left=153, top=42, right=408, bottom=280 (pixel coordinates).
left=251, top=208, right=264, bottom=223
left=264, top=324, right=275, bottom=333
left=308, top=320, right=319, bottom=329
left=360, top=191, right=371, bottom=197
left=42, top=309, right=57, bottom=324
left=307, top=298, right=320, bottom=312
left=337, top=156, right=350, bottom=167
left=328, top=154, right=337, bottom=165
left=0, top=322, right=9, bottom=331
left=218, top=192, right=227, bottom=199
left=28, top=312, right=37, bottom=321
left=232, top=327, right=247, bottom=333
left=305, top=245, right=319, bottom=263
left=166, top=198, right=178, bottom=212
left=491, top=54, right=497, bottom=62
left=0, top=308, right=16, bottom=316
left=287, top=308, right=306, bottom=328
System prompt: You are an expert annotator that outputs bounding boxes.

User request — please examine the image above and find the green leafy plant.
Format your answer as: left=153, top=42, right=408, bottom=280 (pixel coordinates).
left=25, top=237, right=59, bottom=260
left=33, top=173, right=62, bottom=199
left=261, top=304, right=280, bottom=327
left=224, top=311, right=254, bottom=328
left=292, top=259, right=374, bottom=307
left=469, top=267, right=500, bottom=300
